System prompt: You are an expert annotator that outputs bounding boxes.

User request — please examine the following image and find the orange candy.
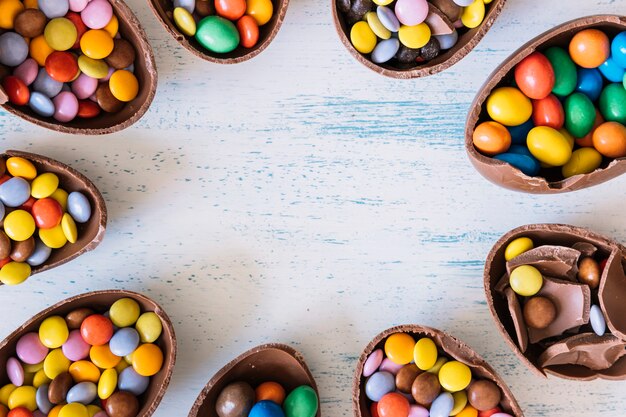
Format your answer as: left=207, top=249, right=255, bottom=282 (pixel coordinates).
left=592, top=121, right=626, bottom=158
left=237, top=15, right=259, bottom=48
left=7, top=408, right=32, bottom=417
left=377, top=393, right=409, bottom=417
left=569, top=29, right=610, bottom=68
left=576, top=109, right=604, bottom=148
left=80, top=314, right=114, bottom=346
left=255, top=382, right=286, bottom=405
left=45, top=51, right=79, bottom=83
left=32, top=198, right=63, bottom=229
left=215, top=0, right=246, bottom=20
left=532, top=94, right=564, bottom=129
left=472, top=121, right=511, bottom=156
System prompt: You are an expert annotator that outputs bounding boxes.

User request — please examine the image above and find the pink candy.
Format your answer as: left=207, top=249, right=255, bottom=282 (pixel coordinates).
left=69, top=0, right=89, bottom=12
left=7, top=357, right=24, bottom=386
left=364, top=349, right=383, bottom=377
left=81, top=0, right=113, bottom=29
left=53, top=91, right=79, bottom=122
left=408, top=405, right=429, bottom=417
left=62, top=329, right=91, bottom=361
left=72, top=73, right=98, bottom=99
left=16, top=332, right=49, bottom=364
left=379, top=357, right=404, bottom=375
left=13, top=58, right=38, bottom=86
left=394, top=0, right=428, bottom=26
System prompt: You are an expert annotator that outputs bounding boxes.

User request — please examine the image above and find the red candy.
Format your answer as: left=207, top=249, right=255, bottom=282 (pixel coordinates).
left=2, top=76, right=30, bottom=106
left=32, top=198, right=63, bottom=229
left=20, top=196, right=36, bottom=213
left=0, top=257, right=11, bottom=269
left=215, top=0, right=246, bottom=20
left=532, top=94, right=564, bottom=129
left=237, top=15, right=259, bottom=49
left=370, top=402, right=380, bottom=417
left=377, top=393, right=409, bottom=417
left=80, top=314, right=114, bottom=346
left=77, top=100, right=101, bottom=118
left=45, top=51, right=79, bottom=83
left=0, top=175, right=10, bottom=185
left=65, top=12, right=88, bottom=49
left=514, top=52, right=555, bottom=100
left=7, top=407, right=33, bottom=417
left=478, top=407, right=502, bottom=417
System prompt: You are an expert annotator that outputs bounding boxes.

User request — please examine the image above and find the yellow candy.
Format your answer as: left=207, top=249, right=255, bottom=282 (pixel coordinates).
left=98, top=368, right=117, bottom=399
left=456, top=405, right=478, bottom=417
left=109, top=70, right=139, bottom=102
left=44, top=18, right=78, bottom=51
left=0, top=385, right=16, bottom=406
left=40, top=225, right=68, bottom=249
left=527, top=126, right=573, bottom=166
left=31, top=172, right=59, bottom=199
left=413, top=337, right=438, bottom=370
left=486, top=87, right=532, bottom=127
left=80, top=30, right=114, bottom=59
left=61, top=213, right=78, bottom=244
left=29, top=35, right=54, bottom=66
left=33, top=369, right=51, bottom=388
left=461, top=0, right=485, bottom=29
left=366, top=12, right=390, bottom=40
left=110, top=298, right=141, bottom=327
left=398, top=23, right=431, bottom=49
left=7, top=386, right=36, bottom=411
left=558, top=128, right=575, bottom=149
left=132, top=343, right=164, bottom=376
left=426, top=356, right=447, bottom=374
left=77, top=56, right=109, bottom=79
left=39, top=316, right=69, bottom=348
left=59, top=403, right=89, bottom=417
left=350, top=21, right=377, bottom=54
left=69, top=360, right=101, bottom=383
left=87, top=405, right=102, bottom=417
left=48, top=405, right=64, bottom=417
left=384, top=333, right=415, bottom=365
left=504, top=237, right=534, bottom=261
left=23, top=0, right=38, bottom=8
left=4, top=210, right=36, bottom=242
left=562, top=147, right=602, bottom=178
left=246, top=0, right=273, bottom=26
left=124, top=352, right=133, bottom=365
left=373, top=0, right=393, bottom=4
left=136, top=312, right=163, bottom=343
left=115, top=359, right=130, bottom=373
left=510, top=265, right=543, bottom=296
left=451, top=390, right=468, bottom=415
left=6, top=157, right=37, bottom=179
left=23, top=361, right=43, bottom=374
left=103, top=14, right=119, bottom=37
left=0, top=262, right=31, bottom=286
left=438, top=361, right=472, bottom=392
left=90, top=345, right=121, bottom=369
left=0, top=0, right=24, bottom=30
left=43, top=349, right=71, bottom=379
left=173, top=7, right=196, bottom=36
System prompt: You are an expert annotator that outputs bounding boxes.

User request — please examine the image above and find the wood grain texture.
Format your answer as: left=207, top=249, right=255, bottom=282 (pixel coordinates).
left=0, top=0, right=625, bottom=416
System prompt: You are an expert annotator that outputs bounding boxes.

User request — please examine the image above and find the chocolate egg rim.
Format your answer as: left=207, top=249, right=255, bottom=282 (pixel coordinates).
left=0, top=289, right=177, bottom=417
left=188, top=343, right=320, bottom=417
left=465, top=14, right=626, bottom=194
left=352, top=324, right=524, bottom=417
left=146, top=0, right=290, bottom=64
left=483, top=223, right=626, bottom=380
left=0, top=0, right=158, bottom=135
left=331, top=0, right=508, bottom=79
left=0, top=149, right=107, bottom=285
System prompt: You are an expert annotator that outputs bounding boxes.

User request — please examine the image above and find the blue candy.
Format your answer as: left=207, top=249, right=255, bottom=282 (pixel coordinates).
left=174, top=0, right=195, bottom=13
left=109, top=328, right=140, bottom=357
left=377, top=6, right=400, bottom=32
left=0, top=33, right=28, bottom=67
left=248, top=400, right=285, bottom=417
left=590, top=304, right=606, bottom=336
left=372, top=39, right=400, bottom=64
left=611, top=31, right=626, bottom=68
left=430, top=392, right=454, bottom=417
left=494, top=153, right=541, bottom=177
left=599, top=56, right=625, bottom=83
left=27, top=239, right=52, bottom=267
left=0, top=177, right=31, bottom=207
left=434, top=30, right=458, bottom=50
left=38, top=0, right=69, bottom=18
left=507, top=119, right=534, bottom=145
left=33, top=68, right=63, bottom=98
left=67, top=191, right=92, bottom=223
left=508, top=145, right=534, bottom=158
left=118, top=367, right=150, bottom=396
left=576, top=68, right=603, bottom=102
left=36, top=384, right=53, bottom=414
left=29, top=92, right=55, bottom=117
left=66, top=381, right=97, bottom=404
left=364, top=371, right=395, bottom=402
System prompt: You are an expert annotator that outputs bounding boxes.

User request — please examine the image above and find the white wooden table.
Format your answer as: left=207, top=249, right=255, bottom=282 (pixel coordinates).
left=1, top=0, right=626, bottom=415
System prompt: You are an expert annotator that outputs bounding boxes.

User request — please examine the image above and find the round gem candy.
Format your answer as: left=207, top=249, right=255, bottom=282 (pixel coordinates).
left=0, top=0, right=24, bottom=29
left=413, top=337, right=437, bottom=370
left=108, top=70, right=139, bottom=102
left=366, top=12, right=390, bottom=39
left=2, top=76, right=30, bottom=106
left=569, top=29, right=609, bottom=68
left=36, top=384, right=53, bottom=414
left=64, top=12, right=88, bottom=49
left=110, top=298, right=141, bottom=327
left=612, top=31, right=626, bottom=67
left=0, top=32, right=28, bottom=67
left=385, top=333, right=415, bottom=365
left=60, top=213, right=77, bottom=244
left=7, top=358, right=24, bottom=386
left=237, top=15, right=259, bottom=49
left=195, top=15, right=240, bottom=54
left=575, top=67, right=603, bottom=102
left=52, top=90, right=79, bottom=122
left=117, top=367, right=149, bottom=396
left=590, top=304, right=606, bottom=336
left=509, top=265, right=543, bottom=296
left=0, top=177, right=31, bottom=207
left=438, top=361, right=471, bottom=392
left=460, top=0, right=484, bottom=29
left=7, top=386, right=36, bottom=411
left=49, top=372, right=73, bottom=404
left=39, top=0, right=69, bottom=18
left=472, top=121, right=511, bottom=156
left=97, top=368, right=117, bottom=400
left=562, top=147, right=602, bottom=178
left=77, top=100, right=101, bottom=118
left=32, top=198, right=63, bottom=229
left=31, top=173, right=59, bottom=199
left=66, top=308, right=95, bottom=330
left=174, top=0, right=195, bottom=13
left=39, top=225, right=67, bottom=249
left=90, top=345, right=121, bottom=369
left=526, top=126, right=572, bottom=166
left=398, top=23, right=430, bottom=49
left=6, top=157, right=35, bottom=178
left=109, top=328, right=140, bottom=357
left=395, top=364, right=420, bottom=393
left=467, top=380, right=501, bottom=411
left=81, top=0, right=113, bottom=29
left=377, top=6, right=400, bottom=32
left=70, top=0, right=89, bottom=12
left=39, top=317, right=69, bottom=349
left=578, top=257, right=601, bottom=289
left=96, top=83, right=124, bottom=113
left=131, top=343, right=163, bottom=376
left=544, top=47, right=577, bottom=97
left=80, top=30, right=114, bottom=59
left=564, top=92, right=595, bottom=138
left=59, top=403, right=88, bottom=417
left=0, top=262, right=29, bottom=285
left=379, top=358, right=403, bottom=374
left=514, top=52, right=555, bottom=100
left=44, top=18, right=78, bottom=51
left=523, top=296, right=556, bottom=329
left=532, top=94, right=564, bottom=129
left=430, top=392, right=454, bottom=417
left=592, top=121, right=626, bottom=158
left=350, top=21, right=377, bottom=54
left=248, top=401, right=284, bottom=417
left=72, top=73, right=98, bottom=99
left=78, top=56, right=109, bottom=79
left=66, top=381, right=97, bottom=404
left=135, top=312, right=162, bottom=343
left=215, top=0, right=246, bottom=20
left=246, top=0, right=273, bottom=26
left=504, top=237, right=533, bottom=261
left=435, top=30, right=458, bottom=50
left=599, top=83, right=626, bottom=124
left=81, top=314, right=114, bottom=346
left=33, top=68, right=63, bottom=98
left=45, top=52, right=79, bottom=83
left=103, top=14, right=119, bottom=37
left=14, top=59, right=39, bottom=86
left=451, top=391, right=468, bottom=415
left=62, top=330, right=91, bottom=361
left=363, top=349, right=384, bottom=377
left=371, top=38, right=400, bottom=64
left=486, top=87, right=532, bottom=126
left=283, top=385, right=318, bottom=417
left=365, top=371, right=395, bottom=402
left=67, top=191, right=91, bottom=223
left=29, top=92, right=56, bottom=117
left=408, top=405, right=429, bottom=417
left=43, top=349, right=71, bottom=380
left=173, top=7, right=197, bottom=37
left=14, top=9, right=46, bottom=38
left=4, top=210, right=36, bottom=241
left=394, top=0, right=428, bottom=26
left=598, top=56, right=625, bottom=83
left=9, top=238, right=33, bottom=263
left=216, top=381, right=255, bottom=417
left=377, top=392, right=409, bottom=417
left=255, top=382, right=286, bottom=405
left=17, top=333, right=49, bottom=365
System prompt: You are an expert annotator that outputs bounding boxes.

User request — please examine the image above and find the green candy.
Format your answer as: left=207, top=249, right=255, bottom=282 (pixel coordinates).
left=283, top=385, right=318, bottom=417
left=544, top=47, right=577, bottom=97
left=599, top=83, right=626, bottom=124
left=195, top=16, right=240, bottom=54
left=564, top=93, right=596, bottom=138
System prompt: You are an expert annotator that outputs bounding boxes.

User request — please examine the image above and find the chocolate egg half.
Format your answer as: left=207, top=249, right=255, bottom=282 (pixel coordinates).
left=484, top=223, right=626, bottom=380
left=0, top=150, right=106, bottom=286
left=466, top=15, right=626, bottom=193
left=188, top=343, right=320, bottom=417
left=353, top=324, right=524, bottom=416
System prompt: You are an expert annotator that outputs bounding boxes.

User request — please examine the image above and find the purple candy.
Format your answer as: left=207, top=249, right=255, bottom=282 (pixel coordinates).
left=62, top=330, right=91, bottom=361
left=13, top=58, right=38, bottom=86
left=16, top=332, right=49, bottom=365
left=7, top=357, right=24, bottom=386
left=72, top=73, right=98, bottom=99
left=408, top=405, right=429, bottom=417
left=379, top=357, right=403, bottom=375
left=363, top=349, right=383, bottom=377
left=394, top=0, right=428, bottom=26
left=33, top=411, right=46, bottom=417
left=53, top=91, right=79, bottom=122
left=81, top=0, right=113, bottom=29
left=377, top=6, right=400, bottom=32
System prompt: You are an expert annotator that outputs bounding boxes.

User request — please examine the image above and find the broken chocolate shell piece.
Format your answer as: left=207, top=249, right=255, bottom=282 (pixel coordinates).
left=506, top=246, right=581, bottom=282
left=538, top=333, right=626, bottom=371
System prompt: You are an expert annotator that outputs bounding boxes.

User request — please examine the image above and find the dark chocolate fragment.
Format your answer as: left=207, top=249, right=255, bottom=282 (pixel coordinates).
left=506, top=245, right=581, bottom=281
left=538, top=333, right=626, bottom=370
left=394, top=45, right=421, bottom=64
left=420, top=38, right=440, bottom=61
left=429, top=0, right=462, bottom=21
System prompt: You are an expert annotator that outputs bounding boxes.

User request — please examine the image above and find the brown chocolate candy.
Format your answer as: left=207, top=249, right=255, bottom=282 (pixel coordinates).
left=411, top=371, right=440, bottom=406
left=467, top=380, right=502, bottom=411
left=0, top=230, right=11, bottom=259
left=14, top=9, right=47, bottom=38
left=395, top=364, right=420, bottom=393
left=578, top=257, right=601, bottom=289
left=10, top=236, right=35, bottom=262
left=195, top=0, right=215, bottom=16
left=215, top=381, right=255, bottom=417
left=105, top=391, right=139, bottom=417
left=523, top=296, right=557, bottom=329
left=65, top=308, right=94, bottom=329
left=48, top=372, right=72, bottom=404
left=105, top=39, right=136, bottom=70
left=96, top=83, right=124, bottom=113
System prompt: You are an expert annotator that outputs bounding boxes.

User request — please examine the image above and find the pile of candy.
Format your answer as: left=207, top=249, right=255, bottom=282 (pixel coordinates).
left=215, top=380, right=318, bottom=417
left=0, top=156, right=92, bottom=286
left=339, top=0, right=492, bottom=67
left=362, top=332, right=512, bottom=417
left=496, top=236, right=626, bottom=373
left=0, top=297, right=164, bottom=417
left=0, top=0, right=139, bottom=122
left=170, top=0, right=274, bottom=54
left=473, top=29, right=626, bottom=180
